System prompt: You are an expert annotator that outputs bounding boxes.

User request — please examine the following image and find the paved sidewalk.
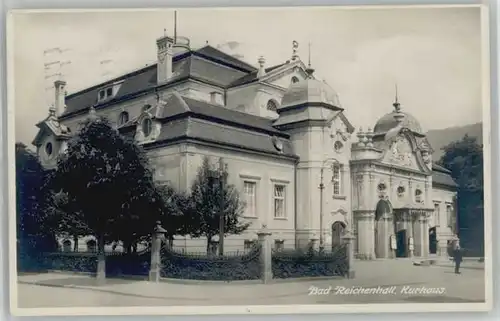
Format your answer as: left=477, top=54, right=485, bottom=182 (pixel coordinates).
left=17, top=259, right=485, bottom=308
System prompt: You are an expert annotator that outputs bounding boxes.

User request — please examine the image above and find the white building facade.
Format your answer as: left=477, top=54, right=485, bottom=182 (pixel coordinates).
left=33, top=33, right=458, bottom=258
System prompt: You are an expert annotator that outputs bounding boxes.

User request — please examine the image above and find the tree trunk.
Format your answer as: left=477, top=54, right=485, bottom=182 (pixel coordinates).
left=96, top=234, right=106, bottom=285
left=123, top=240, right=131, bottom=254
left=206, top=235, right=212, bottom=255
left=73, top=235, right=79, bottom=252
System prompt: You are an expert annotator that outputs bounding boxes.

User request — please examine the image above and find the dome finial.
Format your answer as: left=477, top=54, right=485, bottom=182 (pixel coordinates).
left=393, top=83, right=401, bottom=112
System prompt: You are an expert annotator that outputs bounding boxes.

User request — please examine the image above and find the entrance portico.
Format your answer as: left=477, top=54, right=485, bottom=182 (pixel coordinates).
left=356, top=201, right=433, bottom=259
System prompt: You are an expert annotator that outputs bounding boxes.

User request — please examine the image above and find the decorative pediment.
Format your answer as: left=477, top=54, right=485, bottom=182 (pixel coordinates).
left=379, top=131, right=432, bottom=174
left=260, top=61, right=310, bottom=89
left=32, top=113, right=71, bottom=147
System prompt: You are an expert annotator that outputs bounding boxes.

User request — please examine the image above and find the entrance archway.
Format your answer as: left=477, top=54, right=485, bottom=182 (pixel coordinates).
left=375, top=199, right=392, bottom=258
left=429, top=227, right=437, bottom=254
left=331, top=221, right=346, bottom=249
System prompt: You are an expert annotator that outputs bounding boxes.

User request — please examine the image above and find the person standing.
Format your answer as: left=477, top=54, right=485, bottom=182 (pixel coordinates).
left=453, top=241, right=463, bottom=274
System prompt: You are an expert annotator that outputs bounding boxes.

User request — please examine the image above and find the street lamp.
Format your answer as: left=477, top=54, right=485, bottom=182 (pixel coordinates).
left=208, top=158, right=228, bottom=256
left=149, top=221, right=167, bottom=283
left=319, top=158, right=340, bottom=252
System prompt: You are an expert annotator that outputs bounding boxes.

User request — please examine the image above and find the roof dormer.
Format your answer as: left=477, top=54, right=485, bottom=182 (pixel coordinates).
left=97, top=81, right=124, bottom=103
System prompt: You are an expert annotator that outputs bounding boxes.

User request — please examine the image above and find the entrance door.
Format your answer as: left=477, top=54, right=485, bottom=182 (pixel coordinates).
left=429, top=227, right=437, bottom=254
left=396, top=229, right=407, bottom=257
left=331, top=222, right=345, bottom=249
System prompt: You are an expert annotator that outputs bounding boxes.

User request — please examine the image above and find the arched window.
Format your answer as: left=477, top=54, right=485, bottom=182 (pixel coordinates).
left=415, top=189, right=423, bottom=203
left=62, top=240, right=72, bottom=252
left=266, top=100, right=278, bottom=112
left=397, top=186, right=405, bottom=197
left=291, top=76, right=300, bottom=84
left=45, top=142, right=53, bottom=157
left=118, top=111, right=129, bottom=125
left=86, top=240, right=97, bottom=253
left=142, top=118, right=153, bottom=137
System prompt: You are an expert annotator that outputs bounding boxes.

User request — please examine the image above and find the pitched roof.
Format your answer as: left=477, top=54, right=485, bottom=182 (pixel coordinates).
left=152, top=94, right=288, bottom=138
left=228, top=62, right=287, bottom=88
left=119, top=94, right=296, bottom=158
left=151, top=118, right=296, bottom=158
left=432, top=163, right=458, bottom=188
left=60, top=46, right=254, bottom=119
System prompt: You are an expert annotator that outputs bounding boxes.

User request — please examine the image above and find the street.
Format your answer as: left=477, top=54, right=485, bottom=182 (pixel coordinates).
left=16, top=259, right=485, bottom=308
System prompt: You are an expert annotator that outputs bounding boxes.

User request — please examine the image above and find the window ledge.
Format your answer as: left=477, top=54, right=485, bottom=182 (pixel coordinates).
left=273, top=217, right=288, bottom=221
left=332, top=195, right=347, bottom=200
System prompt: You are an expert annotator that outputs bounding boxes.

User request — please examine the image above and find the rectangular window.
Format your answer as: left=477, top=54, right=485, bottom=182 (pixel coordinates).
left=274, top=240, right=285, bottom=251
left=332, top=164, right=342, bottom=196
left=446, top=204, right=453, bottom=228
left=434, top=203, right=441, bottom=226
left=99, top=90, right=105, bottom=100
left=243, top=181, right=257, bottom=217
left=273, top=184, right=286, bottom=218
left=106, top=87, right=113, bottom=97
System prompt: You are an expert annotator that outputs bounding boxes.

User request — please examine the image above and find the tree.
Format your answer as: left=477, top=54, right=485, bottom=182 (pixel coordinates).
left=151, top=184, right=193, bottom=247
left=188, top=156, right=250, bottom=253
left=438, top=134, right=484, bottom=255
left=16, top=143, right=59, bottom=262
left=47, top=117, right=163, bottom=282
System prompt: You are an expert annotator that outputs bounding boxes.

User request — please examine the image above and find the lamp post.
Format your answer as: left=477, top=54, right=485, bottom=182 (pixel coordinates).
left=319, top=158, right=340, bottom=252
left=208, top=158, right=228, bottom=256
left=149, top=221, right=167, bottom=283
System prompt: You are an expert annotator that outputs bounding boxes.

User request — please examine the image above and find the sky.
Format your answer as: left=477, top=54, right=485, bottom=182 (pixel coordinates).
left=10, top=6, right=483, bottom=146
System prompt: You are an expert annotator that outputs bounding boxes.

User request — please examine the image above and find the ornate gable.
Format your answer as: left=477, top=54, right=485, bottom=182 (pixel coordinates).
left=379, top=130, right=432, bottom=173
left=32, top=109, right=71, bottom=147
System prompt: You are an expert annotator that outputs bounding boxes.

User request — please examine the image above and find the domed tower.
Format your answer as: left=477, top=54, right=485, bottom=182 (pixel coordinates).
left=274, top=67, right=355, bottom=251
left=351, top=93, right=434, bottom=260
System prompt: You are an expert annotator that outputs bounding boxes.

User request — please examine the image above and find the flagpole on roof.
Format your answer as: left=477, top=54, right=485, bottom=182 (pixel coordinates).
left=174, top=10, right=177, bottom=44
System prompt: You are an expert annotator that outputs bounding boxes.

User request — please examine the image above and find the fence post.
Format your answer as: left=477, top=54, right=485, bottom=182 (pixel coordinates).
left=342, top=230, right=356, bottom=279
left=149, top=221, right=167, bottom=283
left=257, top=224, right=272, bottom=284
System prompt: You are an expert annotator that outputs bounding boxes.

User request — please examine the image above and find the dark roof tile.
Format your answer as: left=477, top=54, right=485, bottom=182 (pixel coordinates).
left=180, top=96, right=287, bottom=137
left=229, top=62, right=287, bottom=88
left=61, top=46, right=254, bottom=119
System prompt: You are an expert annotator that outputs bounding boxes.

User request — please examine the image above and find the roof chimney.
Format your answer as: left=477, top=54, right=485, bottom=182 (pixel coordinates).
left=156, top=31, right=174, bottom=84
left=257, top=56, right=266, bottom=78
left=54, top=80, right=66, bottom=116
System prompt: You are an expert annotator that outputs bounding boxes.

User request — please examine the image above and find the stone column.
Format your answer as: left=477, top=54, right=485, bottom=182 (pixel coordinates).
left=412, top=213, right=422, bottom=257
left=421, top=212, right=430, bottom=258
left=381, top=216, right=391, bottom=258
left=257, top=225, right=273, bottom=284
left=362, top=172, right=370, bottom=209
left=408, top=211, right=414, bottom=258
left=356, top=212, right=375, bottom=260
